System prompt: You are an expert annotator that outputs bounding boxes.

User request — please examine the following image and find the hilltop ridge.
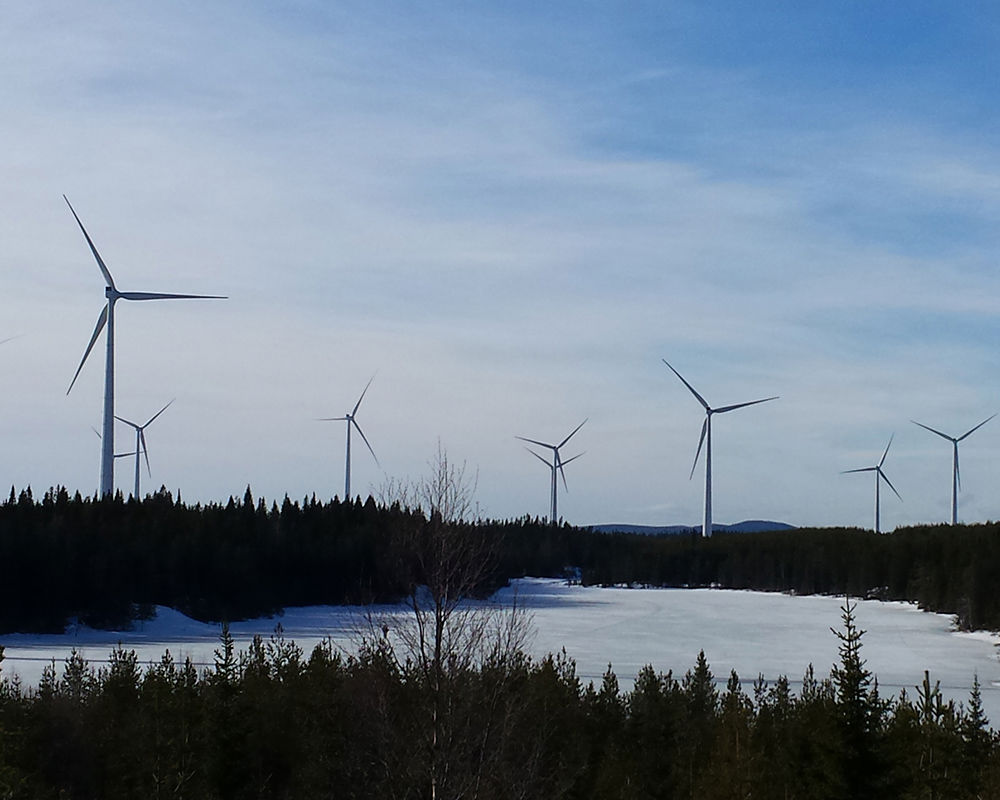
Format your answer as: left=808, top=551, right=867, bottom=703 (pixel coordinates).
left=589, top=520, right=796, bottom=535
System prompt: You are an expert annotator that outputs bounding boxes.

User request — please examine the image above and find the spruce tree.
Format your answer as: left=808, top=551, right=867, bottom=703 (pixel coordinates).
left=830, top=598, right=883, bottom=799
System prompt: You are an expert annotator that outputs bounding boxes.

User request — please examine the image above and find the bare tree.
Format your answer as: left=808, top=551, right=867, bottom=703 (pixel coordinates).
left=374, top=438, right=481, bottom=522
left=368, top=441, right=533, bottom=800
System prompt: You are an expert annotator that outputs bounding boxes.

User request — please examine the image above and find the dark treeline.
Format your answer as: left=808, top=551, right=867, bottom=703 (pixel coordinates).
left=1, top=603, right=998, bottom=799
left=2, top=486, right=1000, bottom=633
left=0, top=485, right=510, bottom=633
left=503, top=522, right=1000, bottom=630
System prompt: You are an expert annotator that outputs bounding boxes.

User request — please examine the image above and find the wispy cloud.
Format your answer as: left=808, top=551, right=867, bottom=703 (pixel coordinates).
left=1, top=2, right=999, bottom=528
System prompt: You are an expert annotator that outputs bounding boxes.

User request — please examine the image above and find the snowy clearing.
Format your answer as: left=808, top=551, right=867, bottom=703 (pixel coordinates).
left=2, top=579, right=998, bottom=723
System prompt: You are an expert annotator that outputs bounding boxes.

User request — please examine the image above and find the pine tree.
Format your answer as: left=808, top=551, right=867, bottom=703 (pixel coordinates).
left=830, top=598, right=884, bottom=799
left=958, top=671, right=993, bottom=800
left=679, top=650, right=717, bottom=797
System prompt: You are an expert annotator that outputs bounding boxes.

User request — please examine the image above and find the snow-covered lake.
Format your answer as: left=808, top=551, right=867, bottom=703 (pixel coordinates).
left=2, top=579, right=998, bottom=723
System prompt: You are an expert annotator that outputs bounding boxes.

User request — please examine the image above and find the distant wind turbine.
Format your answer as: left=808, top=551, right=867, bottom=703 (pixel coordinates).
left=663, top=360, right=778, bottom=538
left=91, top=426, right=138, bottom=461
left=516, top=419, right=586, bottom=523
left=911, top=414, right=996, bottom=525
left=318, top=376, right=379, bottom=500
left=842, top=435, right=901, bottom=534
left=64, top=196, right=225, bottom=497
left=115, top=399, right=175, bottom=500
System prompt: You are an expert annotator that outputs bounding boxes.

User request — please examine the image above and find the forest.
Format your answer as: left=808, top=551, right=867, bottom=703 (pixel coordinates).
left=0, top=601, right=997, bottom=799
left=1, top=485, right=999, bottom=634
left=3, top=485, right=1000, bottom=797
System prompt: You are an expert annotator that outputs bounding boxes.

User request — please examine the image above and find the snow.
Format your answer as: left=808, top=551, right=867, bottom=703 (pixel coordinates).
left=2, top=579, right=998, bottom=724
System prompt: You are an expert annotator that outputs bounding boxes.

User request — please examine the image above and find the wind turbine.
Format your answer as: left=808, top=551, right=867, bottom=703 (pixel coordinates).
left=91, top=426, right=138, bottom=462
left=911, top=414, right=996, bottom=525
left=115, top=399, right=175, bottom=500
left=663, top=360, right=778, bottom=538
left=64, top=196, right=225, bottom=497
left=516, top=419, right=586, bottom=523
left=842, top=435, right=901, bottom=534
left=318, top=376, right=379, bottom=500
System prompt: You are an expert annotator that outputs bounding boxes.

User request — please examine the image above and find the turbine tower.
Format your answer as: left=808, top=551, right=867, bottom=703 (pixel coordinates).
left=318, top=376, right=379, bottom=500
left=64, top=196, right=225, bottom=497
left=911, top=414, right=996, bottom=525
left=115, top=399, right=175, bottom=500
left=91, top=426, right=138, bottom=462
left=516, top=419, right=586, bottom=523
left=663, top=360, right=778, bottom=538
left=842, top=435, right=901, bottom=534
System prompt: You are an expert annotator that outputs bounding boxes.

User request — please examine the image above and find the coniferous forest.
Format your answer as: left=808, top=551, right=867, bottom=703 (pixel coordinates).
left=4, top=486, right=1000, bottom=797
left=1, top=603, right=999, bottom=799
left=1, top=485, right=1000, bottom=633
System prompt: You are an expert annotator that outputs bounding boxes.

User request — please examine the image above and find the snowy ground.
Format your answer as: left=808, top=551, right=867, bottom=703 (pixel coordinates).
left=2, top=579, right=998, bottom=723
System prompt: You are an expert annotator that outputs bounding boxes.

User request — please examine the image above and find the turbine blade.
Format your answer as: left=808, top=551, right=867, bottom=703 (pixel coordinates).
left=317, top=416, right=349, bottom=422
left=352, top=419, right=379, bottom=467
left=118, top=291, right=226, bottom=301
left=558, top=418, right=588, bottom=449
left=878, top=434, right=894, bottom=468
left=561, top=451, right=585, bottom=467
left=525, top=447, right=552, bottom=468
left=515, top=435, right=554, bottom=450
left=64, top=196, right=116, bottom=290
left=67, top=305, right=108, bottom=394
left=957, top=413, right=997, bottom=442
left=715, top=396, right=779, bottom=414
left=956, top=450, right=962, bottom=492
left=352, top=373, right=377, bottom=416
left=144, top=398, right=175, bottom=428
left=690, top=417, right=708, bottom=480
left=91, top=426, right=102, bottom=439
left=114, top=415, right=140, bottom=429
left=558, top=457, right=569, bottom=492
left=140, top=430, right=151, bottom=477
left=662, top=359, right=711, bottom=411
left=879, top=468, right=902, bottom=501
left=911, top=420, right=954, bottom=442
left=841, top=467, right=877, bottom=474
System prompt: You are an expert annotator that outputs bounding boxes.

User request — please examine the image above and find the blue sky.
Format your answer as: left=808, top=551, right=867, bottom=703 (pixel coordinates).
left=2, top=1, right=1000, bottom=529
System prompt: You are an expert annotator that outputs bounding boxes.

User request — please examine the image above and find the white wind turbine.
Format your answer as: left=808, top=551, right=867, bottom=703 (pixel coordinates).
left=842, top=435, right=901, bottom=534
left=64, top=196, right=225, bottom=497
left=115, top=399, right=175, bottom=500
left=91, top=426, right=138, bottom=463
left=516, top=419, right=586, bottom=523
left=318, top=376, right=379, bottom=500
left=911, top=414, right=996, bottom=525
left=663, top=360, right=778, bottom=538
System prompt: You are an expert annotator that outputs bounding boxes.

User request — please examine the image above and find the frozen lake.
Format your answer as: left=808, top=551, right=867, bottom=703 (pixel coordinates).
left=2, top=579, right=998, bottom=723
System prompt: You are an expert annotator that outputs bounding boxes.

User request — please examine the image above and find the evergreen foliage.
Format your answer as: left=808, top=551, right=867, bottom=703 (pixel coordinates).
left=4, top=487, right=1000, bottom=635
left=1, top=617, right=998, bottom=799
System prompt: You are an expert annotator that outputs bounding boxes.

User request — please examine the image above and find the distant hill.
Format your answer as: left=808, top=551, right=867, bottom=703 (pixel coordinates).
left=589, top=520, right=796, bottom=536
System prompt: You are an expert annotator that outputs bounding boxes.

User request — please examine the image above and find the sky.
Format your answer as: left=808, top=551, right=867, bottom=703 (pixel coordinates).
left=3, top=1, right=1000, bottom=529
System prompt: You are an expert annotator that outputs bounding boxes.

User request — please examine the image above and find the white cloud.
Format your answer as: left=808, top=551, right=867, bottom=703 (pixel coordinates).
left=1, top=2, right=999, bottom=529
